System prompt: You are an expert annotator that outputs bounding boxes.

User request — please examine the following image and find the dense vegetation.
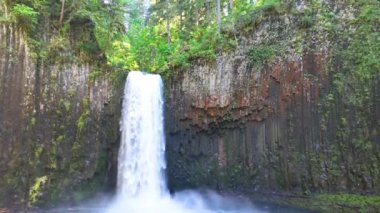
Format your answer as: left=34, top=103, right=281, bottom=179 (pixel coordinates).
left=2, top=0, right=378, bottom=81
left=2, top=0, right=126, bottom=73
left=110, top=0, right=281, bottom=77
left=1, top=0, right=282, bottom=79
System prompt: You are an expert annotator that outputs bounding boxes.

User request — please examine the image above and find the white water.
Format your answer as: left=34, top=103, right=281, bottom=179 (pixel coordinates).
left=106, top=71, right=262, bottom=213
left=117, top=71, right=166, bottom=199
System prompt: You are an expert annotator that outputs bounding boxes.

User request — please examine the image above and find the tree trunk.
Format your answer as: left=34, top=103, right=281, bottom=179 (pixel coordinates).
left=216, top=0, right=221, bottom=30
left=195, top=8, right=199, bottom=26
left=166, top=0, right=171, bottom=48
left=206, top=0, right=211, bottom=24
left=180, top=11, right=183, bottom=38
left=166, top=17, right=171, bottom=48
left=59, top=0, right=65, bottom=27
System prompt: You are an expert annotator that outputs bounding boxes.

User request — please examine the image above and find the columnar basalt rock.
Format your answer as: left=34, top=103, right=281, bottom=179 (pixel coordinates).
left=0, top=20, right=121, bottom=208
left=165, top=1, right=380, bottom=195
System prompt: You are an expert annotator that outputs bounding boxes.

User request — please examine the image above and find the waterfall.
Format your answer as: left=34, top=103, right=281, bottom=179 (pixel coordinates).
left=107, top=71, right=260, bottom=213
left=117, top=71, right=166, bottom=199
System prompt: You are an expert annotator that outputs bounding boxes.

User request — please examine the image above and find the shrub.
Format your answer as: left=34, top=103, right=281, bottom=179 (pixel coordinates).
left=11, top=4, right=38, bottom=32
left=248, top=44, right=283, bottom=69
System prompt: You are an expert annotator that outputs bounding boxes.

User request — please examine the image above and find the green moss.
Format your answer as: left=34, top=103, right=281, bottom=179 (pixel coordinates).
left=256, top=193, right=380, bottom=212
left=248, top=44, right=284, bottom=69
left=82, top=97, right=90, bottom=108
left=63, top=100, right=71, bottom=112
left=317, top=194, right=380, bottom=208
left=77, top=110, right=90, bottom=132
left=75, top=97, right=91, bottom=132
left=69, top=141, right=83, bottom=175
left=28, top=176, right=48, bottom=205
left=0, top=16, right=12, bottom=24
left=30, top=117, right=36, bottom=127
left=71, top=151, right=108, bottom=202
left=34, top=144, right=43, bottom=159
left=88, top=68, right=103, bottom=82
left=55, top=135, right=64, bottom=144
left=318, top=0, right=380, bottom=191
left=71, top=177, right=103, bottom=203
left=68, top=89, right=76, bottom=98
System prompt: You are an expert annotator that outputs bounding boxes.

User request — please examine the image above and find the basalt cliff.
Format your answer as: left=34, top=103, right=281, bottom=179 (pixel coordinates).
left=165, top=0, right=380, bottom=202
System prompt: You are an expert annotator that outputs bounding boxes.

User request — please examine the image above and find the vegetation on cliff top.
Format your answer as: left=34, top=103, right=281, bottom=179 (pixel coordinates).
left=3, top=0, right=378, bottom=81
left=3, top=0, right=126, bottom=69
left=2, top=0, right=282, bottom=79
left=109, top=0, right=281, bottom=77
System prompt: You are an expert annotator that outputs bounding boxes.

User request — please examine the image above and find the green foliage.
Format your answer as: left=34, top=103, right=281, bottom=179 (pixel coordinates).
left=317, top=194, right=380, bottom=211
left=222, top=1, right=281, bottom=35
left=169, top=25, right=226, bottom=69
left=272, top=193, right=380, bottom=212
left=108, top=22, right=170, bottom=74
left=299, top=15, right=315, bottom=28
left=327, top=0, right=379, bottom=116
left=5, top=0, right=285, bottom=78
left=316, top=1, right=380, bottom=195
left=4, top=0, right=287, bottom=78
left=11, top=4, right=38, bottom=32
left=186, top=26, right=220, bottom=60
left=248, top=44, right=284, bottom=69
left=105, top=0, right=281, bottom=77
left=256, top=0, right=281, bottom=11
left=108, top=18, right=234, bottom=76
left=5, top=0, right=127, bottom=70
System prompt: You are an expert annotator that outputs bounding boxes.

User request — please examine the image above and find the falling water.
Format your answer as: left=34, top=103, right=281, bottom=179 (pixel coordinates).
left=117, top=71, right=166, bottom=199
left=106, top=71, right=262, bottom=213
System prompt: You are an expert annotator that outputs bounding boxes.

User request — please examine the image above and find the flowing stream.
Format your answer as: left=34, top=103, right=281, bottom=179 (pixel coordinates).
left=106, top=71, right=262, bottom=213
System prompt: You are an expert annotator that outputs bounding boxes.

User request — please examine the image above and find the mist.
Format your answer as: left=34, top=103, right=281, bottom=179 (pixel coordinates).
left=105, top=189, right=263, bottom=213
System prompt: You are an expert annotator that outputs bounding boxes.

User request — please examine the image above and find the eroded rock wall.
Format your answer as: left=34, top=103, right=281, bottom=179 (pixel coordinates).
left=165, top=1, right=380, bottom=195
